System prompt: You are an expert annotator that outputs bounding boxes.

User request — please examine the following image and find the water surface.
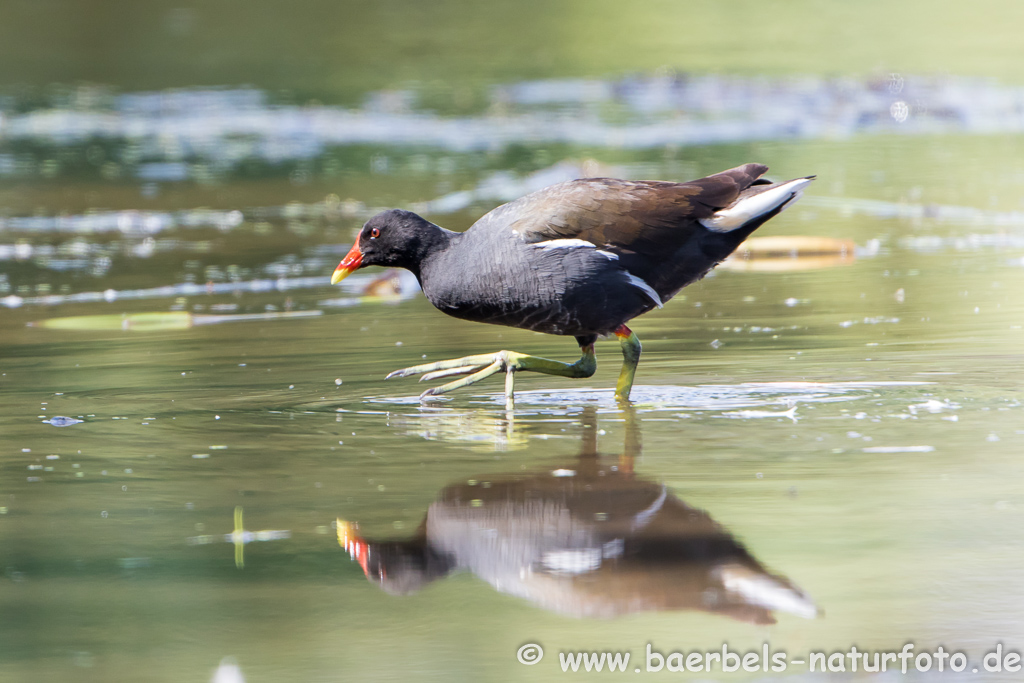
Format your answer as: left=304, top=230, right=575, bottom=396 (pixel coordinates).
left=3, top=5, right=1024, bottom=681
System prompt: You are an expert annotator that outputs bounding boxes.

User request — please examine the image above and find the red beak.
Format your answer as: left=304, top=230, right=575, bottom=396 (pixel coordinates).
left=331, top=236, right=363, bottom=285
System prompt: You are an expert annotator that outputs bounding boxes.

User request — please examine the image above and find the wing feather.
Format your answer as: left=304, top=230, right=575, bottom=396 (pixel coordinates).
left=484, top=164, right=768, bottom=259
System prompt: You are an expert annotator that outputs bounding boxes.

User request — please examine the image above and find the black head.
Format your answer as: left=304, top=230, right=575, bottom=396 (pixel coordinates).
left=362, top=541, right=454, bottom=596
left=337, top=520, right=454, bottom=596
left=331, top=209, right=446, bottom=284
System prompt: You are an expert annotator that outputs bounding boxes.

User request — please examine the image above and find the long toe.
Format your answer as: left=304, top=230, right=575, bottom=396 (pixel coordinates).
left=420, top=366, right=483, bottom=382
left=385, top=352, right=501, bottom=379
left=419, top=360, right=503, bottom=398
left=390, top=348, right=586, bottom=399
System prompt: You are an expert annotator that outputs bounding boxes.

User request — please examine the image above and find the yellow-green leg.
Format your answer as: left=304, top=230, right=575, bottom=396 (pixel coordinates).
left=387, top=342, right=597, bottom=400
left=614, top=324, right=641, bottom=400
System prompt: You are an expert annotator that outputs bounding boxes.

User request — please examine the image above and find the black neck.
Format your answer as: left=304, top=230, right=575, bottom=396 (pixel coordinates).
left=401, top=223, right=459, bottom=279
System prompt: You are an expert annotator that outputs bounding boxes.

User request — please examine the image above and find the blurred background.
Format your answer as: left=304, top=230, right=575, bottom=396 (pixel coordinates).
left=2, top=1, right=1024, bottom=681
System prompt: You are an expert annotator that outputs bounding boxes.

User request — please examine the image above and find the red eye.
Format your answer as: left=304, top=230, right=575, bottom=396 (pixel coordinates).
left=370, top=227, right=380, bottom=239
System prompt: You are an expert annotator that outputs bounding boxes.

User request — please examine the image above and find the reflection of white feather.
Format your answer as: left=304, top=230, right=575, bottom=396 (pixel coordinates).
left=716, top=564, right=819, bottom=619
left=700, top=178, right=813, bottom=232
left=630, top=486, right=668, bottom=531
left=541, top=539, right=625, bottom=574
left=541, top=548, right=602, bottom=574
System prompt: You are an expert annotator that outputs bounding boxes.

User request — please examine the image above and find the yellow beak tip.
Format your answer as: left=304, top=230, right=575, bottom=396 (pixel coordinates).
left=330, top=270, right=346, bottom=285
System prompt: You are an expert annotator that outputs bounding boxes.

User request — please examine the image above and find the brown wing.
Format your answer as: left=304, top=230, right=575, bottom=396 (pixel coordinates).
left=493, top=163, right=769, bottom=258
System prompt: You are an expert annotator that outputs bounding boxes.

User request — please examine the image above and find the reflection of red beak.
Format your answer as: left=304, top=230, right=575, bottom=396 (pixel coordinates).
left=337, top=519, right=371, bottom=577
left=331, top=236, right=363, bottom=285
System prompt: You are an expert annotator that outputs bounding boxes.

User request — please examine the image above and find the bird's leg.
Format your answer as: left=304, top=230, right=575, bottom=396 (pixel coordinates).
left=386, top=338, right=597, bottom=400
left=613, top=324, right=642, bottom=401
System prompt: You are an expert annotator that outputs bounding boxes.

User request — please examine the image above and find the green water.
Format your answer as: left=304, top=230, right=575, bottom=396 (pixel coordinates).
left=3, top=2, right=1024, bottom=682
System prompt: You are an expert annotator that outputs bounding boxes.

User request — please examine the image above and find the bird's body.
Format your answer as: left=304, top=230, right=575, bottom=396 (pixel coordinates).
left=331, top=164, right=814, bottom=400
left=419, top=211, right=653, bottom=339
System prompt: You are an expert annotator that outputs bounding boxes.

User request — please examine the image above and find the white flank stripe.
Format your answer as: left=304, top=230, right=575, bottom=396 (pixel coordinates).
left=534, top=239, right=618, bottom=260
left=700, top=177, right=814, bottom=232
left=625, top=273, right=663, bottom=307
left=535, top=238, right=596, bottom=250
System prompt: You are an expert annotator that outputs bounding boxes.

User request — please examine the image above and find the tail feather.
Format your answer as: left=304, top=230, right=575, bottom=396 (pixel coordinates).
left=699, top=176, right=815, bottom=233
left=707, top=162, right=769, bottom=188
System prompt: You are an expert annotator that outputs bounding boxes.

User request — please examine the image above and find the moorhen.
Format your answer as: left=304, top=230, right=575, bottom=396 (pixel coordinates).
left=331, top=163, right=813, bottom=400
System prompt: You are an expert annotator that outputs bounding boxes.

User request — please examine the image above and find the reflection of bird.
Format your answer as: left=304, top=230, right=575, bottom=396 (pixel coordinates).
left=331, top=165, right=813, bottom=401
left=337, top=408, right=818, bottom=624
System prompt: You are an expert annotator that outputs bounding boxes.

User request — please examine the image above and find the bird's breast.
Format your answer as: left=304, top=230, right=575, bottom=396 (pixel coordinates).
left=419, top=237, right=652, bottom=336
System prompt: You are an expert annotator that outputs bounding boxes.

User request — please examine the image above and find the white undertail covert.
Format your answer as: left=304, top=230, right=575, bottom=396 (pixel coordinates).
left=699, top=177, right=814, bottom=233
